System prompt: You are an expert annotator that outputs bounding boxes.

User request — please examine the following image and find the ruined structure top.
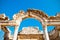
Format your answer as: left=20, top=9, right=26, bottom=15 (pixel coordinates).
left=0, top=9, right=60, bottom=40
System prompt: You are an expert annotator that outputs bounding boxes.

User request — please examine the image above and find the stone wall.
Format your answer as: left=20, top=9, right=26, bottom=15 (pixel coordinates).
left=18, top=34, right=44, bottom=40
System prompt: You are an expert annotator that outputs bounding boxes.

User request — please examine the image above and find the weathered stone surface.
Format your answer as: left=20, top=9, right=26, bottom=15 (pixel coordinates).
left=0, top=9, right=60, bottom=40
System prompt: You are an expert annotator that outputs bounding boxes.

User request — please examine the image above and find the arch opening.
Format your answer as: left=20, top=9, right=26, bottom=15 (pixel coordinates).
left=18, top=18, right=43, bottom=32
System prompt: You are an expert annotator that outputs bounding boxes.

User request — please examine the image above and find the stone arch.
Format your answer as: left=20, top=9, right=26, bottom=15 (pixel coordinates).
left=16, top=9, right=49, bottom=33
left=13, top=9, right=49, bottom=40
left=19, top=18, right=43, bottom=32
left=21, top=9, right=48, bottom=27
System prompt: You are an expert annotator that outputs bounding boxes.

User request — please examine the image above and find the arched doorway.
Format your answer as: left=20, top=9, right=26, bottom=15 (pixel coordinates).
left=13, top=9, right=49, bottom=40
left=18, top=18, right=43, bottom=32
left=18, top=18, right=44, bottom=40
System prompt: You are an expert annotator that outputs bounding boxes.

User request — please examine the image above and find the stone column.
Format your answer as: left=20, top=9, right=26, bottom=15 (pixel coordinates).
left=43, top=25, right=50, bottom=40
left=13, top=26, right=19, bottom=40
left=55, top=26, right=60, bottom=37
left=4, top=32, right=10, bottom=40
left=13, top=17, right=22, bottom=40
left=1, top=26, right=10, bottom=40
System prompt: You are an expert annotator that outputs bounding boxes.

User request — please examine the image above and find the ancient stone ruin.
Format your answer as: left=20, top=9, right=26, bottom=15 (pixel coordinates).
left=0, top=9, right=60, bottom=40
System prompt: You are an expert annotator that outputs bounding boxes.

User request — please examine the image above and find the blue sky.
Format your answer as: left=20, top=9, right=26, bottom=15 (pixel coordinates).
left=0, top=0, right=60, bottom=40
